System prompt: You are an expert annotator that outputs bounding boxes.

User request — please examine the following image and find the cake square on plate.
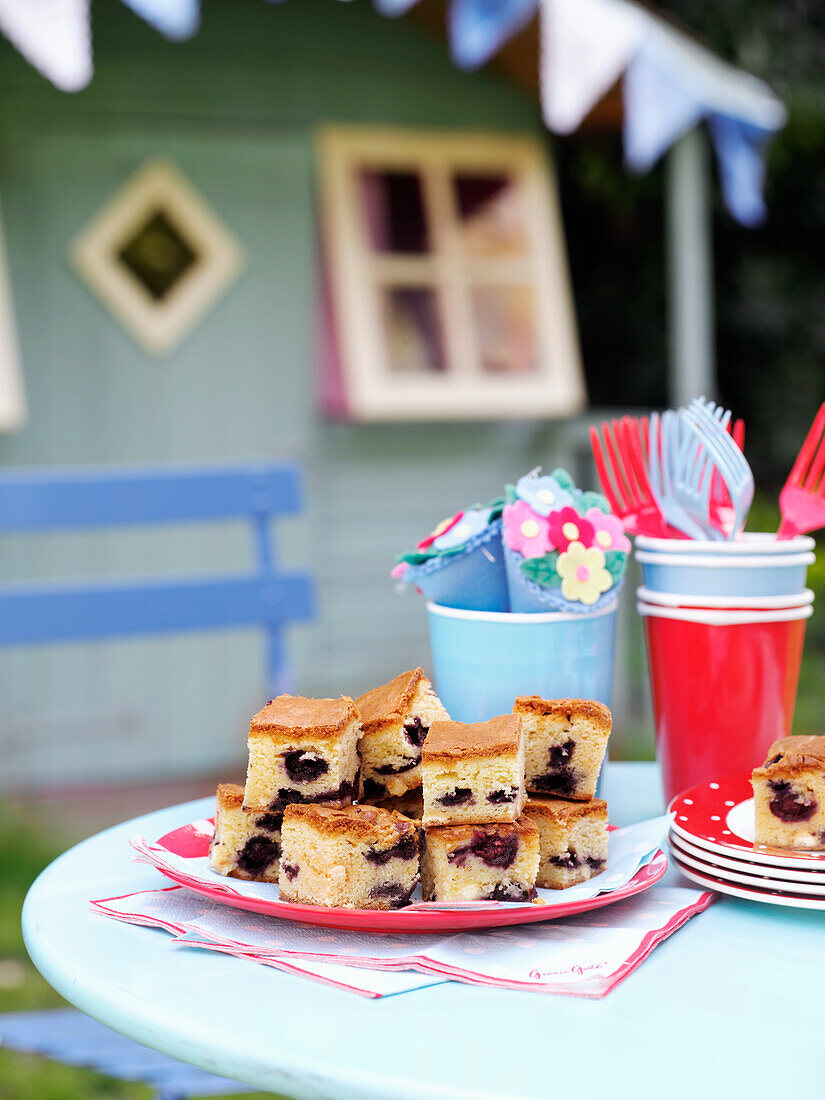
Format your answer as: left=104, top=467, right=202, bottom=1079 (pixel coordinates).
left=244, top=695, right=361, bottom=813
left=278, top=804, right=420, bottom=910
left=422, top=715, right=526, bottom=826
left=524, top=795, right=608, bottom=889
left=421, top=817, right=539, bottom=902
left=514, top=697, right=611, bottom=800
left=356, top=668, right=449, bottom=800
left=752, top=736, right=825, bottom=850
left=209, top=783, right=282, bottom=882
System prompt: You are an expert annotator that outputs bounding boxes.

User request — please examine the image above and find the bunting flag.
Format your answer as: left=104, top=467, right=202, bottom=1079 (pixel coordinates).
left=623, top=41, right=706, bottom=173
left=0, top=0, right=91, bottom=92
left=120, top=0, right=200, bottom=41
left=540, top=0, right=786, bottom=225
left=449, top=0, right=538, bottom=70
left=541, top=0, right=642, bottom=134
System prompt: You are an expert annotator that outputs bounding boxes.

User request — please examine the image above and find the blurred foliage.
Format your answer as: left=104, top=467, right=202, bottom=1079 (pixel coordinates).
left=555, top=1, right=825, bottom=491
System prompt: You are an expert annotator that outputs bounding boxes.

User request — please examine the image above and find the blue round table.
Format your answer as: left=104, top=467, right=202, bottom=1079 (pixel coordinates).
left=23, top=763, right=825, bottom=1100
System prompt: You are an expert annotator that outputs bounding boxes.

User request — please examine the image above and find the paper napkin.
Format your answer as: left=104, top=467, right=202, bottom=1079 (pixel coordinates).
left=92, top=880, right=714, bottom=998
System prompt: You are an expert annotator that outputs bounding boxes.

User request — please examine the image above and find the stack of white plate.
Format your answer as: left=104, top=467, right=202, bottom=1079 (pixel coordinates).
left=668, top=775, right=825, bottom=910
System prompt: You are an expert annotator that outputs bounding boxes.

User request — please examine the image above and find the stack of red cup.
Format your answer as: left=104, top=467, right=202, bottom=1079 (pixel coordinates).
left=635, top=533, right=816, bottom=804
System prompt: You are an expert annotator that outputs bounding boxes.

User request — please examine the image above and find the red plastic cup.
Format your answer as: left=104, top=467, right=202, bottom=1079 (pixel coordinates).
left=638, top=599, right=812, bottom=804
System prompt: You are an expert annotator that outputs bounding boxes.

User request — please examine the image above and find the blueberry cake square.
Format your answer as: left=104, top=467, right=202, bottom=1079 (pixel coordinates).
left=524, top=795, right=608, bottom=889
left=209, top=783, right=282, bottom=882
left=278, top=804, right=420, bottom=909
left=421, top=817, right=539, bottom=902
left=513, top=697, right=611, bottom=800
left=752, top=736, right=825, bottom=850
left=362, top=786, right=424, bottom=823
left=422, top=715, right=526, bottom=827
left=356, top=668, right=449, bottom=800
left=244, top=695, right=361, bottom=813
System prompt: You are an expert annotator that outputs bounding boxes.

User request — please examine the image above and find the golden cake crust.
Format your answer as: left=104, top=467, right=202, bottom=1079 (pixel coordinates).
left=216, top=782, right=245, bottom=809
left=424, top=715, right=521, bottom=761
left=754, top=735, right=825, bottom=777
left=249, top=695, right=359, bottom=739
left=513, top=697, right=612, bottom=728
left=356, top=668, right=426, bottom=733
left=283, top=803, right=417, bottom=844
left=425, top=815, right=537, bottom=846
left=525, top=795, right=607, bottom=823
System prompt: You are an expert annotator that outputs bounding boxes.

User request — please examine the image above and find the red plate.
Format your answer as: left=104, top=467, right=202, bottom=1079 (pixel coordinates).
left=137, top=819, right=667, bottom=933
left=669, top=773, right=825, bottom=870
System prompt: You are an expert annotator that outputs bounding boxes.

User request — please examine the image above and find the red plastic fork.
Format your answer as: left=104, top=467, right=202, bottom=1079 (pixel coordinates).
left=590, top=418, right=682, bottom=537
left=709, top=418, right=745, bottom=536
left=777, top=403, right=825, bottom=539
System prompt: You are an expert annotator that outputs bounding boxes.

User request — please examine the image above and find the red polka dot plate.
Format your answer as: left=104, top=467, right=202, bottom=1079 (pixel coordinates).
left=668, top=773, right=825, bottom=872
left=670, top=852, right=825, bottom=911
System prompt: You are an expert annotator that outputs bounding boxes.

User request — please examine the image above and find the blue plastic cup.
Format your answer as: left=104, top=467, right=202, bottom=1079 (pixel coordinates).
left=426, top=598, right=618, bottom=723
left=638, top=543, right=818, bottom=598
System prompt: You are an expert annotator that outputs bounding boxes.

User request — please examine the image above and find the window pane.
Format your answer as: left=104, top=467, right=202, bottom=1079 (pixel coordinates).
left=360, top=170, right=429, bottom=254
left=380, top=287, right=446, bottom=374
left=453, top=173, right=525, bottom=256
left=471, top=286, right=537, bottom=375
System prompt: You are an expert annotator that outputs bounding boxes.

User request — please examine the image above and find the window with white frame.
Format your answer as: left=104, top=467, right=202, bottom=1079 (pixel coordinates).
left=316, top=125, right=585, bottom=421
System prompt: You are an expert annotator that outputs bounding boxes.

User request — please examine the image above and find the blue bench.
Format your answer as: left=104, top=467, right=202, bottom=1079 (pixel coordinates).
left=0, top=461, right=315, bottom=1098
left=0, top=461, right=315, bottom=696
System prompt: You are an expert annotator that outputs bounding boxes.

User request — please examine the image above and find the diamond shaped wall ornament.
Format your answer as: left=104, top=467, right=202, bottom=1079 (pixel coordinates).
left=69, top=159, right=245, bottom=356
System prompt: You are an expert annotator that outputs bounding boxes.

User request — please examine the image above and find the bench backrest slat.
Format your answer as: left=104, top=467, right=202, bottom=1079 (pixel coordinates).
left=0, top=465, right=301, bottom=531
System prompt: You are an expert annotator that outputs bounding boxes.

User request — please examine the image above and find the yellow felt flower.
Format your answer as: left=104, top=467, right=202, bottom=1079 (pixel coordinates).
left=556, top=541, right=613, bottom=605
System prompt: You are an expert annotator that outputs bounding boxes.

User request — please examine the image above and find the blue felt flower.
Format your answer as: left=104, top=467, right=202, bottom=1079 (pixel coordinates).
left=431, top=506, right=492, bottom=552
left=515, top=474, right=574, bottom=517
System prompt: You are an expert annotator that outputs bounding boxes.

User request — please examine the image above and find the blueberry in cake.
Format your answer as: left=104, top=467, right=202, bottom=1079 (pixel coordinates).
left=513, top=697, right=611, bottom=800
left=244, top=695, right=361, bottom=813
left=278, top=804, right=420, bottom=909
left=209, top=783, right=282, bottom=882
left=524, top=795, right=608, bottom=889
left=752, top=736, right=825, bottom=850
left=356, top=668, right=449, bottom=799
left=421, top=817, right=539, bottom=902
left=422, top=715, right=526, bottom=827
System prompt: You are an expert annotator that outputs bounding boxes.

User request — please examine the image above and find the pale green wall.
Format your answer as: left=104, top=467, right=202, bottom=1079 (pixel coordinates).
left=0, top=0, right=609, bottom=788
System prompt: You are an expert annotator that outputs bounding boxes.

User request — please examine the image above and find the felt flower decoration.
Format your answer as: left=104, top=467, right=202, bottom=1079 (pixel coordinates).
left=515, top=473, right=574, bottom=517
left=391, top=562, right=409, bottom=579
left=548, top=506, right=594, bottom=552
left=585, top=508, right=631, bottom=554
left=557, top=542, right=613, bottom=605
left=503, top=500, right=552, bottom=559
left=431, top=506, right=491, bottom=552
left=417, top=510, right=464, bottom=551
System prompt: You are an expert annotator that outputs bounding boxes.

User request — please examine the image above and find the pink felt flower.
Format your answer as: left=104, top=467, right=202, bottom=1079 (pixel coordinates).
left=548, top=507, right=594, bottom=552
left=391, top=562, right=409, bottom=579
left=503, top=500, right=551, bottom=559
left=417, top=511, right=464, bottom=551
left=585, top=508, right=631, bottom=554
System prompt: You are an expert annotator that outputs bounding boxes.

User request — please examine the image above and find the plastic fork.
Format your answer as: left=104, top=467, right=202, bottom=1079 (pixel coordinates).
left=777, top=402, right=825, bottom=539
left=683, top=401, right=754, bottom=538
left=674, top=407, right=731, bottom=539
left=589, top=418, right=682, bottom=537
left=648, top=410, right=709, bottom=539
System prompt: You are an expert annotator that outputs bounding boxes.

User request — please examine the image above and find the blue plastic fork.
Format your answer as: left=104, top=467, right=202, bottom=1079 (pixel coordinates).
left=647, top=410, right=709, bottom=539
left=683, top=400, right=754, bottom=538
left=673, top=407, right=730, bottom=540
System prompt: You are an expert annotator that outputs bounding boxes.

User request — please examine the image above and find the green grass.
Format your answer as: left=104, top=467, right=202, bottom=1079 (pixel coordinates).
left=0, top=810, right=272, bottom=1100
